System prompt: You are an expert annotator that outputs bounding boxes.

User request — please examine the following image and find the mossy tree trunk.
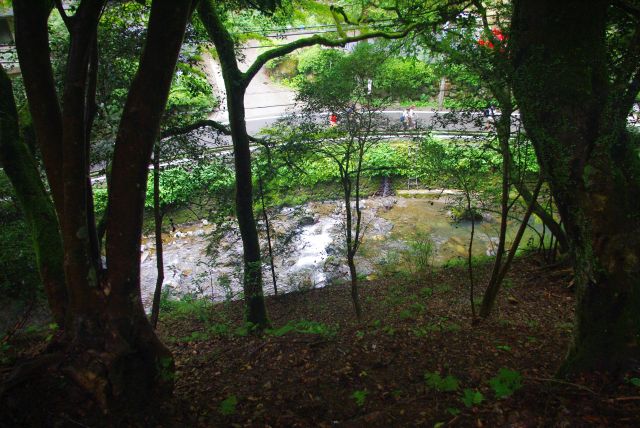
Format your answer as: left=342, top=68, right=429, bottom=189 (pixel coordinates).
left=512, top=0, right=640, bottom=373
left=11, top=0, right=195, bottom=411
left=0, top=66, right=67, bottom=327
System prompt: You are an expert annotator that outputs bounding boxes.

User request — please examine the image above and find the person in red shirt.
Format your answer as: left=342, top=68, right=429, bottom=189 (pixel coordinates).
left=329, top=112, right=338, bottom=127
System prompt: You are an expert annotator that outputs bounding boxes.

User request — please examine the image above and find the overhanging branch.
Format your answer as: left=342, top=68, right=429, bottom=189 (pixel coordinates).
left=161, top=119, right=266, bottom=145
left=243, top=24, right=418, bottom=84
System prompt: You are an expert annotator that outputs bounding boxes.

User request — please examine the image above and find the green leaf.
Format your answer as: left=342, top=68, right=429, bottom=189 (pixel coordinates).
left=489, top=368, right=522, bottom=399
left=461, top=388, right=484, bottom=407
left=425, top=372, right=460, bottom=392
left=352, top=389, right=368, bottom=407
left=219, top=395, right=238, bottom=415
left=628, top=377, right=640, bottom=387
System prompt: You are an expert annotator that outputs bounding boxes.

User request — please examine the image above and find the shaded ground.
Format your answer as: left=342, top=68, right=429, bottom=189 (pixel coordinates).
left=2, top=254, right=640, bottom=427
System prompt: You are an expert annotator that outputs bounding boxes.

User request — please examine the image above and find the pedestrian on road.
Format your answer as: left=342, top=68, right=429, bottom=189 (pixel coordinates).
left=407, top=106, right=416, bottom=129
left=401, top=108, right=408, bottom=129
left=329, top=112, right=338, bottom=127
left=484, top=104, right=496, bottom=130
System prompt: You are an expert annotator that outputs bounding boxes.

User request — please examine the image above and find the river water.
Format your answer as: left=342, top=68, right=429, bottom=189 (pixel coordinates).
left=139, top=194, right=539, bottom=308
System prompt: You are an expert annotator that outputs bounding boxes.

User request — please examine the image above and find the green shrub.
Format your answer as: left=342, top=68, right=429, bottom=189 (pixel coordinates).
left=267, top=320, right=337, bottom=338
left=351, top=389, right=368, bottom=407
left=489, top=368, right=522, bottom=398
left=219, top=395, right=238, bottom=415
left=425, top=372, right=460, bottom=392
left=461, top=388, right=484, bottom=407
left=402, top=231, right=435, bottom=277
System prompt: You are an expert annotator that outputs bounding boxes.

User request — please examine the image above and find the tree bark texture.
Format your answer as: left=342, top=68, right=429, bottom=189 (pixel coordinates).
left=512, top=0, right=640, bottom=373
left=197, top=0, right=269, bottom=327
left=11, top=0, right=195, bottom=411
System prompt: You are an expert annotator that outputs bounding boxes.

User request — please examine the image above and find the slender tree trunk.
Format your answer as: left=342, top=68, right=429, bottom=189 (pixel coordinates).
left=226, top=69, right=268, bottom=327
left=485, top=103, right=513, bottom=303
left=344, top=175, right=362, bottom=319
left=512, top=178, right=567, bottom=253
left=0, top=66, right=67, bottom=327
left=348, top=251, right=362, bottom=319
left=150, top=145, right=164, bottom=328
left=512, top=0, right=640, bottom=373
left=437, top=76, right=446, bottom=110
left=480, top=175, right=543, bottom=318
left=465, top=190, right=477, bottom=321
left=259, top=176, right=278, bottom=295
left=197, top=1, right=268, bottom=327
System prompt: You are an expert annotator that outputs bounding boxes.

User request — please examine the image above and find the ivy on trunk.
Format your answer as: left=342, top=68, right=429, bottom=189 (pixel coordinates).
left=512, top=0, right=640, bottom=374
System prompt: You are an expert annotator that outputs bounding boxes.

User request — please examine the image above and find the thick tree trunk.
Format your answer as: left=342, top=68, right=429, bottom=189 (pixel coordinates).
left=0, top=67, right=67, bottom=326
left=13, top=1, right=64, bottom=215
left=11, top=0, right=195, bottom=412
left=197, top=1, right=268, bottom=328
left=512, top=0, right=640, bottom=373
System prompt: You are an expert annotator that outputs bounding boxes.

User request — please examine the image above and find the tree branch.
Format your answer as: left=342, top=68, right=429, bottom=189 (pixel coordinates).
left=54, top=0, right=72, bottom=29
left=160, top=118, right=266, bottom=145
left=243, top=24, right=418, bottom=84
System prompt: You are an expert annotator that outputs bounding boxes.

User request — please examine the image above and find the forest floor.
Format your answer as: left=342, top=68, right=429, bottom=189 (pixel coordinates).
left=2, top=254, right=640, bottom=427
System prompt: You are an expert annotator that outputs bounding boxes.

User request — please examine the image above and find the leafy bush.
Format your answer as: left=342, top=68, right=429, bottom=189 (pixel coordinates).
left=297, top=46, right=345, bottom=77
left=425, top=372, right=460, bottom=392
left=219, top=395, right=238, bottom=415
left=93, top=187, right=108, bottom=214
left=402, top=231, right=435, bottom=277
left=267, top=320, right=337, bottom=338
left=461, top=388, right=484, bottom=407
left=351, top=389, right=368, bottom=407
left=489, top=368, right=523, bottom=398
left=375, top=57, right=439, bottom=101
left=363, top=143, right=410, bottom=177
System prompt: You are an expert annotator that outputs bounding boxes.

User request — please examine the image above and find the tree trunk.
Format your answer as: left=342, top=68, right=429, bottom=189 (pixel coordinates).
left=197, top=1, right=268, bottom=328
left=512, top=0, right=640, bottom=373
left=348, top=252, right=362, bottom=319
left=0, top=66, right=67, bottom=327
left=10, top=0, right=195, bottom=412
left=150, top=145, right=165, bottom=328
left=13, top=1, right=64, bottom=215
left=259, top=176, right=278, bottom=295
left=484, top=102, right=513, bottom=308
left=512, top=177, right=567, bottom=253
left=465, top=190, right=477, bottom=321
left=480, top=175, right=543, bottom=318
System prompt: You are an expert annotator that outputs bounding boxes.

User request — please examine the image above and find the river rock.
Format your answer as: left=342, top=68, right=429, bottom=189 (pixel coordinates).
left=298, top=215, right=316, bottom=227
